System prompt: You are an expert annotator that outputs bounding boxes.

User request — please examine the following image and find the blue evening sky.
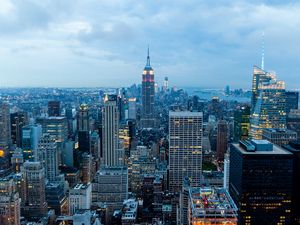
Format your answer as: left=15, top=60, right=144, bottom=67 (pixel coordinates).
left=0, top=0, right=299, bottom=89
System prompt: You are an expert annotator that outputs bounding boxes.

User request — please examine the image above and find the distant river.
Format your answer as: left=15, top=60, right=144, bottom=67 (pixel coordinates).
left=184, top=87, right=251, bottom=103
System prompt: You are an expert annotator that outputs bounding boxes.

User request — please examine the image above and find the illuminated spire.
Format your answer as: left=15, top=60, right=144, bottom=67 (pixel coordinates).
left=146, top=45, right=150, bottom=67
left=261, top=32, right=265, bottom=70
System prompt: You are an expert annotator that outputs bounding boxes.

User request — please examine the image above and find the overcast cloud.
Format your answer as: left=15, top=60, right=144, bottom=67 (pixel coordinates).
left=0, top=0, right=299, bottom=89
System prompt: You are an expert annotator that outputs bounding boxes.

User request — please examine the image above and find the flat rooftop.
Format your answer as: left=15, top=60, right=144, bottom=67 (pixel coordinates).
left=232, top=142, right=292, bottom=155
left=169, top=111, right=203, bottom=117
left=122, top=199, right=137, bottom=221
left=189, top=187, right=237, bottom=218
left=73, top=183, right=90, bottom=190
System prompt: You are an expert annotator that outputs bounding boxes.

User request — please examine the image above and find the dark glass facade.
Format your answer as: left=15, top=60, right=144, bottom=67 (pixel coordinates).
left=230, top=142, right=293, bottom=225
left=285, top=91, right=299, bottom=114
left=283, top=141, right=300, bottom=224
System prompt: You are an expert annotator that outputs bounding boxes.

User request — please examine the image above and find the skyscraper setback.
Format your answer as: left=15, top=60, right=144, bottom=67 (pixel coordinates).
left=141, top=48, right=156, bottom=129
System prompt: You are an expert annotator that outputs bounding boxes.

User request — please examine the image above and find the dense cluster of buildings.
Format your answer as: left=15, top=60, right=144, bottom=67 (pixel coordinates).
left=0, top=51, right=299, bottom=225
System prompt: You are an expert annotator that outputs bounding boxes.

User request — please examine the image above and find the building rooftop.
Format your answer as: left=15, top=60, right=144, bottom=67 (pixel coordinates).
left=169, top=111, right=203, bottom=117
left=234, top=140, right=292, bottom=155
left=97, top=166, right=128, bottom=176
left=121, top=199, right=138, bottom=221
left=37, top=116, right=66, bottom=120
left=189, top=187, right=237, bottom=219
left=73, top=183, right=90, bottom=190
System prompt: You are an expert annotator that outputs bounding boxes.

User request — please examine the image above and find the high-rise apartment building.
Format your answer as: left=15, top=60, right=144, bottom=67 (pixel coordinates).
left=0, top=178, right=21, bottom=225
left=216, top=120, right=228, bottom=162
left=102, top=94, right=119, bottom=166
left=22, top=161, right=47, bottom=219
left=230, top=140, right=293, bottom=225
left=48, top=101, right=61, bottom=117
left=250, top=66, right=286, bottom=139
left=169, top=111, right=203, bottom=192
left=141, top=48, right=156, bottom=129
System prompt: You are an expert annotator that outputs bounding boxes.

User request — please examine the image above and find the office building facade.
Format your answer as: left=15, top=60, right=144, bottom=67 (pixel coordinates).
left=169, top=111, right=203, bottom=192
left=230, top=140, right=293, bottom=225
left=22, top=161, right=47, bottom=219
left=250, top=66, right=286, bottom=139
left=102, top=94, right=119, bottom=166
left=48, top=101, right=61, bottom=117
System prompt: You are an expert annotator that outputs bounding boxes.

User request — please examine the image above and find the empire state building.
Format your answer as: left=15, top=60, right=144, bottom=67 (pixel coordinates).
left=141, top=48, right=156, bottom=129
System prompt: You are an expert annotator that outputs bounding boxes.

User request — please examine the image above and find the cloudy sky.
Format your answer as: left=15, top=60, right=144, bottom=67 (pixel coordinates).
left=0, top=0, right=299, bottom=89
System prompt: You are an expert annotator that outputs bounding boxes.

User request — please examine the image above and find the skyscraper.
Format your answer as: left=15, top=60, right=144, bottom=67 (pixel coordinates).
left=22, top=124, right=42, bottom=161
left=250, top=66, right=286, bottom=139
left=141, top=48, right=156, bottom=129
left=22, top=161, right=47, bottom=219
left=36, top=116, right=68, bottom=165
left=230, top=140, right=293, bottom=225
left=10, top=111, right=28, bottom=148
left=282, top=141, right=300, bottom=223
left=216, top=120, right=228, bottom=162
left=128, top=98, right=137, bottom=120
left=38, top=134, right=59, bottom=182
left=102, top=94, right=119, bottom=166
left=0, top=102, right=11, bottom=154
left=285, top=91, right=299, bottom=114
left=169, top=111, right=203, bottom=192
left=48, top=101, right=61, bottom=117
left=163, top=76, right=169, bottom=92
left=233, top=106, right=250, bottom=142
left=77, top=104, right=91, bottom=159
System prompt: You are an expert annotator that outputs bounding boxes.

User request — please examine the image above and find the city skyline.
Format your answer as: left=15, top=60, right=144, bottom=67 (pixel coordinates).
left=0, top=1, right=300, bottom=89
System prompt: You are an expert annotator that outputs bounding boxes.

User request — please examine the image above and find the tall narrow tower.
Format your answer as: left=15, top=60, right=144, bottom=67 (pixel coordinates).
left=102, top=94, right=119, bottom=166
left=141, top=47, right=155, bottom=129
left=169, top=111, right=203, bottom=192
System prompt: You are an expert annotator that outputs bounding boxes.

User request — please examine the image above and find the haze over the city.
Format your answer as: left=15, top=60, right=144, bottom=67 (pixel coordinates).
left=0, top=0, right=299, bottom=89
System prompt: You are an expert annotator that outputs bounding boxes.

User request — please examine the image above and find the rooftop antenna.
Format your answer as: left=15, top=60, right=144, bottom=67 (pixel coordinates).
left=146, top=45, right=150, bottom=67
left=261, top=32, right=265, bottom=70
